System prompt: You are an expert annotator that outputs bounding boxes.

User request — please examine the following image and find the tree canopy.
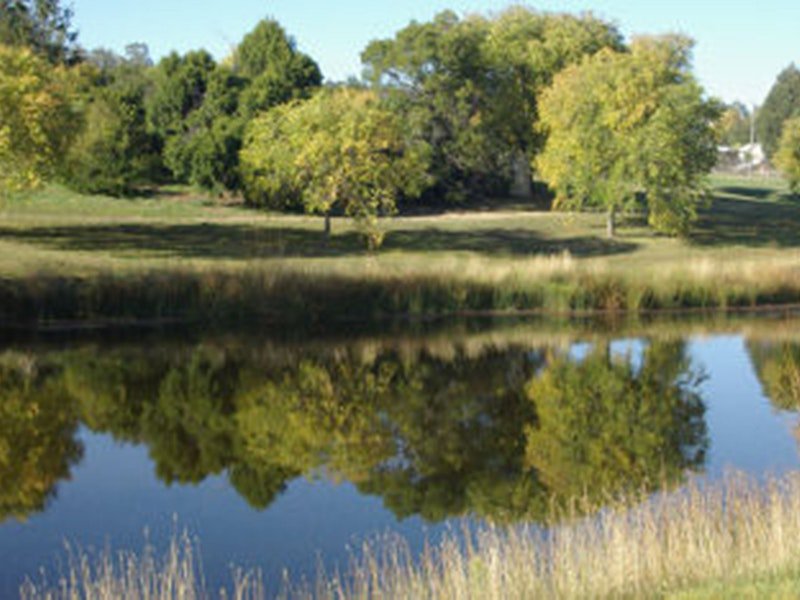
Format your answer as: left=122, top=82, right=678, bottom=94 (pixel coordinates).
left=361, top=8, right=622, bottom=202
left=62, top=47, right=162, bottom=195
left=717, top=102, right=754, bottom=147
left=0, top=44, right=75, bottom=197
left=241, top=87, right=431, bottom=248
left=536, top=35, right=720, bottom=236
left=775, top=116, right=800, bottom=194
left=757, top=64, right=800, bottom=159
left=151, top=19, right=321, bottom=194
left=0, top=0, right=80, bottom=65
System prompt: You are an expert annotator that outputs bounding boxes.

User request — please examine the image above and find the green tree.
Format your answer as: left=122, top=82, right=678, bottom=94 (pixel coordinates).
left=757, top=64, right=800, bottom=159
left=63, top=48, right=162, bottom=195
left=480, top=9, right=624, bottom=197
left=241, top=88, right=430, bottom=248
left=717, top=102, right=754, bottom=147
left=160, top=65, right=247, bottom=192
left=233, top=18, right=321, bottom=119
left=536, top=35, right=720, bottom=236
left=146, top=50, right=216, bottom=140
left=157, top=19, right=320, bottom=193
left=361, top=8, right=621, bottom=202
left=0, top=44, right=75, bottom=197
left=0, top=0, right=80, bottom=65
left=774, top=116, right=800, bottom=194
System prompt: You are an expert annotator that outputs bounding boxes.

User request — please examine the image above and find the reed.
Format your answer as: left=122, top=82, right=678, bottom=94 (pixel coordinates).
left=21, top=472, right=800, bottom=599
left=3, top=254, right=800, bottom=326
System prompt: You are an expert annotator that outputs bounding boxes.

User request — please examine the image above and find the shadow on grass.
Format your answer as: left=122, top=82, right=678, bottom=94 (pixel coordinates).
left=0, top=223, right=638, bottom=259
left=716, top=186, right=779, bottom=201
left=691, top=194, right=800, bottom=248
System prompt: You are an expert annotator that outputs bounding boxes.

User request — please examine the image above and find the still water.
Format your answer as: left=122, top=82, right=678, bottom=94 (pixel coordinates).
left=1, top=317, right=800, bottom=596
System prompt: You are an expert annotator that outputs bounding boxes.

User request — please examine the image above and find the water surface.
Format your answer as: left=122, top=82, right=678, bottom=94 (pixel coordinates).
left=2, top=317, right=800, bottom=595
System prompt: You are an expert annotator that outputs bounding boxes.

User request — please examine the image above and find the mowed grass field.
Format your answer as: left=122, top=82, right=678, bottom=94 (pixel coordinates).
left=0, top=174, right=797, bottom=322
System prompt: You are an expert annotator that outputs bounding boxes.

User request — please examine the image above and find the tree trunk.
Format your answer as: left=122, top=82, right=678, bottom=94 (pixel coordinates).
left=606, top=206, right=616, bottom=238
left=510, top=151, right=533, bottom=200
left=324, top=212, right=331, bottom=240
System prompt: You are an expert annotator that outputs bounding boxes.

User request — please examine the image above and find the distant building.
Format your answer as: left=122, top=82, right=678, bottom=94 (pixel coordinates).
left=716, top=142, right=770, bottom=175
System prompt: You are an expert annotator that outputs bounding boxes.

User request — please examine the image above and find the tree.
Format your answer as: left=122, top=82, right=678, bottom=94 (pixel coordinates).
left=757, top=64, right=800, bottom=159
left=480, top=9, right=624, bottom=197
left=62, top=48, right=162, bottom=195
left=157, top=19, right=321, bottom=193
left=774, top=116, right=800, bottom=194
left=233, top=18, right=321, bottom=119
left=0, top=44, right=75, bottom=197
left=147, top=50, right=216, bottom=140
left=159, top=64, right=247, bottom=192
left=361, top=8, right=622, bottom=202
left=717, top=102, right=754, bottom=147
left=241, top=88, right=430, bottom=248
left=536, top=35, right=720, bottom=237
left=0, top=0, right=80, bottom=65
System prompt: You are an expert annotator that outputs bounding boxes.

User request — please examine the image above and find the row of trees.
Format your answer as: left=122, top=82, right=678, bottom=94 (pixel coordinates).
left=1, top=3, right=322, bottom=196
left=243, top=10, right=721, bottom=238
left=2, top=2, right=798, bottom=242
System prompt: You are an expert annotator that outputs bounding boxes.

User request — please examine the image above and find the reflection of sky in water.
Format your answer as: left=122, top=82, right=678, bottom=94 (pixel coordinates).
left=1, top=333, right=799, bottom=597
left=2, top=432, right=451, bottom=596
left=694, top=336, right=800, bottom=476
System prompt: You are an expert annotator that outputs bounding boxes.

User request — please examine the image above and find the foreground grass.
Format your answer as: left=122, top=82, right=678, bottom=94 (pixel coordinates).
left=0, top=175, right=798, bottom=323
left=21, top=472, right=800, bottom=599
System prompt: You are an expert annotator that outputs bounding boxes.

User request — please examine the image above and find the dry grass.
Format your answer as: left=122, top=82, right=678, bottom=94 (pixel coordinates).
left=21, top=472, right=800, bottom=599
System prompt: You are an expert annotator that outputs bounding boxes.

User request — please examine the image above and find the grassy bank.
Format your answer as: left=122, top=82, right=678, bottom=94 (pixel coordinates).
left=1, top=175, right=798, bottom=324
left=20, top=471, right=800, bottom=599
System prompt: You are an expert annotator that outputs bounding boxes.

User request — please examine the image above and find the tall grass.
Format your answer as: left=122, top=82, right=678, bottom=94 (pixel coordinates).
left=3, top=254, right=800, bottom=325
left=21, top=471, right=800, bottom=599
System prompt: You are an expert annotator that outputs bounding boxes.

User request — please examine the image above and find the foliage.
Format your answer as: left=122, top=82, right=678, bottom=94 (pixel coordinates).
left=242, top=88, right=431, bottom=248
left=0, top=335, right=709, bottom=525
left=0, top=356, right=82, bottom=522
left=774, top=116, right=800, bottom=194
left=746, top=341, right=800, bottom=411
left=536, top=35, right=720, bottom=236
left=525, top=340, right=707, bottom=502
left=756, top=64, right=800, bottom=158
left=361, top=8, right=622, bottom=202
left=717, top=102, right=754, bottom=147
left=146, top=50, right=216, bottom=140
left=0, top=0, right=80, bottom=65
left=63, top=49, right=162, bottom=195
left=0, top=44, right=75, bottom=197
left=157, top=20, right=320, bottom=193
left=233, top=19, right=321, bottom=119
left=160, top=66, right=247, bottom=192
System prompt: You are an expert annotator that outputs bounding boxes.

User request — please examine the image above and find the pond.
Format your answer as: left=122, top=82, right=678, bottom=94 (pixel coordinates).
left=1, top=315, right=800, bottom=596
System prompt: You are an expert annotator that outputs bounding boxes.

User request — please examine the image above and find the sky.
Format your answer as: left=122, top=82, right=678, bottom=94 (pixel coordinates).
left=71, top=1, right=800, bottom=106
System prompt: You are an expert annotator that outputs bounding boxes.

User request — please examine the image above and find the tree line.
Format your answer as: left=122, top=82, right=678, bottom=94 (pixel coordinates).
left=2, top=1, right=800, bottom=244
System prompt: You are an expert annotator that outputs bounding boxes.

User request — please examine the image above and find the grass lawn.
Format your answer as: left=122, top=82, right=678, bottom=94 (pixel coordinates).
left=0, top=174, right=798, bottom=323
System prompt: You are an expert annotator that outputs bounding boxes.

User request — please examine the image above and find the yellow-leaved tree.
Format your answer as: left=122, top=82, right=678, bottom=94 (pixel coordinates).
left=0, top=44, right=75, bottom=198
left=241, top=87, right=430, bottom=249
left=536, top=35, right=720, bottom=237
left=775, top=116, right=800, bottom=195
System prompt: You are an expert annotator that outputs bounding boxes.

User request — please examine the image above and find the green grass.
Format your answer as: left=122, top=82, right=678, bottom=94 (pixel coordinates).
left=0, top=175, right=798, bottom=324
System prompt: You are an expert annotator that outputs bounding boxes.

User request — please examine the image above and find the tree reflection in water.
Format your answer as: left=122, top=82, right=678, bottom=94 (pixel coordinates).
left=0, top=334, right=710, bottom=524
